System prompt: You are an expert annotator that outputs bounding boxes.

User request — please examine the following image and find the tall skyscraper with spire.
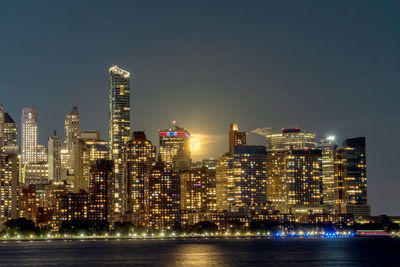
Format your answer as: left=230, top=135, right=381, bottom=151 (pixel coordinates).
left=109, top=65, right=131, bottom=215
left=21, top=108, right=38, bottom=164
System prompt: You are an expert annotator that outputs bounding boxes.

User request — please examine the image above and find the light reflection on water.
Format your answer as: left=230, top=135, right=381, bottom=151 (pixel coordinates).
left=171, top=244, right=226, bottom=266
left=0, top=238, right=398, bottom=266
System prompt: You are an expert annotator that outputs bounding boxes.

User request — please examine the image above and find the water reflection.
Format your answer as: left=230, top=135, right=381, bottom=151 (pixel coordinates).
left=171, top=243, right=226, bottom=266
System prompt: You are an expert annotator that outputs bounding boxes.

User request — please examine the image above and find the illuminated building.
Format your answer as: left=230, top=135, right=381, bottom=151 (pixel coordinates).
left=48, top=130, right=62, bottom=181
left=286, top=149, right=323, bottom=213
left=36, top=144, right=47, bottom=162
left=19, top=185, right=39, bottom=223
left=72, top=131, right=108, bottom=192
left=202, top=158, right=217, bottom=170
left=266, top=151, right=289, bottom=213
left=124, top=131, right=156, bottom=223
left=229, top=123, right=246, bottom=153
left=334, top=148, right=347, bottom=214
left=266, top=128, right=318, bottom=214
left=216, top=153, right=234, bottom=211
left=23, top=161, right=48, bottom=185
left=0, top=151, right=19, bottom=224
left=0, top=105, right=4, bottom=147
left=159, top=121, right=190, bottom=165
left=146, top=160, right=180, bottom=230
left=334, top=137, right=370, bottom=221
left=44, top=180, right=71, bottom=229
left=60, top=148, right=70, bottom=169
left=59, top=191, right=88, bottom=222
left=88, top=159, right=114, bottom=222
left=180, top=167, right=216, bottom=213
left=109, top=65, right=131, bottom=216
left=64, top=106, right=81, bottom=154
left=267, top=128, right=316, bottom=151
left=316, top=137, right=337, bottom=213
left=230, top=146, right=267, bottom=212
left=3, top=112, right=18, bottom=147
left=172, top=146, right=191, bottom=172
left=21, top=107, right=38, bottom=164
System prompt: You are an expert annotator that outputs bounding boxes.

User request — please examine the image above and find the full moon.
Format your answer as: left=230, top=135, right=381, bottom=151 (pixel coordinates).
left=190, top=137, right=200, bottom=151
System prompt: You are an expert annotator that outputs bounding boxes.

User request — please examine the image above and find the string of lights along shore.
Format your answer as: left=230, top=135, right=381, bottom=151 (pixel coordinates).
left=0, top=64, right=375, bottom=232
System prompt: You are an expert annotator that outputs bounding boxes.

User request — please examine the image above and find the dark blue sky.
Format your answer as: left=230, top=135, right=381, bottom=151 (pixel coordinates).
left=1, top=1, right=399, bottom=215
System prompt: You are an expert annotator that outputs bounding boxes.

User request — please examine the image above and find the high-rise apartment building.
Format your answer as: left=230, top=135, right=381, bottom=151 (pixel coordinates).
left=266, top=128, right=318, bottom=214
left=230, top=146, right=267, bottom=211
left=64, top=106, right=81, bottom=167
left=180, top=167, right=216, bottom=213
left=109, top=65, right=131, bottom=216
left=334, top=137, right=369, bottom=221
left=48, top=131, right=62, bottom=181
left=159, top=121, right=190, bottom=165
left=72, top=131, right=108, bottom=192
left=216, top=153, right=234, bottom=212
left=124, top=131, right=156, bottom=223
left=0, top=150, right=19, bottom=224
left=0, top=105, right=4, bottom=147
left=146, top=160, right=181, bottom=230
left=21, top=108, right=38, bottom=164
left=267, top=128, right=316, bottom=151
left=266, top=150, right=289, bottom=213
left=286, top=149, right=323, bottom=213
left=229, top=123, right=246, bottom=153
left=88, top=159, right=114, bottom=222
left=317, top=137, right=337, bottom=213
left=3, top=112, right=17, bottom=147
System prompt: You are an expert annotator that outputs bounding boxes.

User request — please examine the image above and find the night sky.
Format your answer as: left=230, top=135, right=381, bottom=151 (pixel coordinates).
left=0, top=1, right=399, bottom=215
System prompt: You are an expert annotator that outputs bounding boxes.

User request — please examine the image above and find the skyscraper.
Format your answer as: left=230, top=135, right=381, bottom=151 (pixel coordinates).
left=0, top=150, right=19, bottom=224
left=48, top=130, right=62, bottom=181
left=88, top=159, right=114, bottom=222
left=216, top=153, right=234, bottom=212
left=64, top=106, right=81, bottom=164
left=266, top=150, right=289, bottom=213
left=147, top=160, right=180, bottom=230
left=266, top=128, right=318, bottom=214
left=159, top=121, right=190, bottom=165
left=109, top=65, right=131, bottom=216
left=267, top=128, right=316, bottom=151
left=180, top=167, right=211, bottom=213
left=286, top=149, right=323, bottom=213
left=317, top=137, right=337, bottom=213
left=21, top=108, right=38, bottom=164
left=3, top=113, right=18, bottom=147
left=0, top=105, right=4, bottom=148
left=72, top=131, right=108, bottom=192
left=229, top=123, right=246, bottom=153
left=334, top=137, right=369, bottom=220
left=124, top=131, right=156, bottom=224
left=216, top=146, right=267, bottom=212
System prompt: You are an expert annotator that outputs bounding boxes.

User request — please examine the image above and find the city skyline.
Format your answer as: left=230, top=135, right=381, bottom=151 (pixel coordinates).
left=1, top=1, right=399, bottom=217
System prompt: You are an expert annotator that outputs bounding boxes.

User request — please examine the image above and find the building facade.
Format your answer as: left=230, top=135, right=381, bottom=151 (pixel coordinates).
left=109, top=65, right=131, bottom=216
left=48, top=131, right=62, bottom=181
left=21, top=108, right=38, bottom=164
left=64, top=106, right=81, bottom=168
left=159, top=121, right=190, bottom=165
left=88, top=159, right=114, bottom=222
left=228, top=123, right=246, bottom=153
left=124, top=131, right=156, bottom=223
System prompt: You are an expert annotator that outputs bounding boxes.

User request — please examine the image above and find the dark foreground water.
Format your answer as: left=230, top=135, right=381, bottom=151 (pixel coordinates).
left=0, top=238, right=399, bottom=266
